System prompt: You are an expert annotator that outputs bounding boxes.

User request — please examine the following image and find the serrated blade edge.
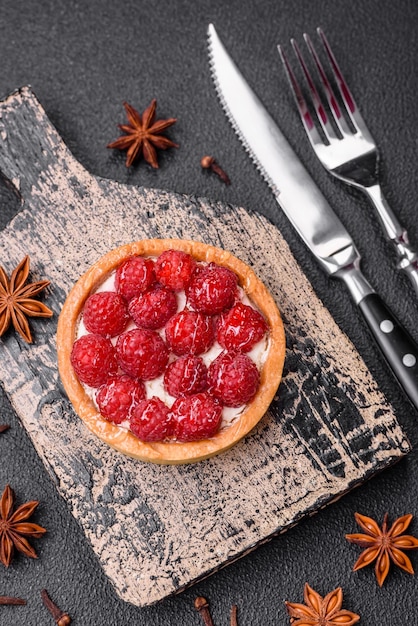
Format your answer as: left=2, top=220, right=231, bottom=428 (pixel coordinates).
left=208, top=26, right=280, bottom=197
left=207, top=23, right=354, bottom=271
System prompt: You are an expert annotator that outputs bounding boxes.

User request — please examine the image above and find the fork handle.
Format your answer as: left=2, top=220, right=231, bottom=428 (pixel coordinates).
left=363, top=185, right=418, bottom=296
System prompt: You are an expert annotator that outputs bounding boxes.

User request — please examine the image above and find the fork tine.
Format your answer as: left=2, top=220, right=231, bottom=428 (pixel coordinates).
left=316, top=27, right=364, bottom=133
left=303, top=32, right=352, bottom=137
left=278, top=44, right=324, bottom=148
left=289, top=38, right=340, bottom=143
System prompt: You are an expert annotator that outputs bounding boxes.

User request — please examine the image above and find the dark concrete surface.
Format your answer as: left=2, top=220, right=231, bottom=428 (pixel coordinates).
left=1, top=0, right=418, bottom=624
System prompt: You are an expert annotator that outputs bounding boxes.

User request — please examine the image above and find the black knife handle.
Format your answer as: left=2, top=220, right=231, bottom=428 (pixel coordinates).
left=358, top=293, right=418, bottom=410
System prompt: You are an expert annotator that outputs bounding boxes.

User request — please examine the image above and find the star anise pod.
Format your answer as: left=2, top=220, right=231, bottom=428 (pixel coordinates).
left=346, top=511, right=418, bottom=586
left=0, top=256, right=53, bottom=343
left=285, top=583, right=360, bottom=626
left=107, top=99, right=178, bottom=168
left=0, top=484, right=46, bottom=567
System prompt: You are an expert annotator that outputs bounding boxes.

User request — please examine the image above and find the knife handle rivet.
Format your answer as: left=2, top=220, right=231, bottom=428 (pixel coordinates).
left=380, top=320, right=394, bottom=333
left=402, top=354, right=417, bottom=368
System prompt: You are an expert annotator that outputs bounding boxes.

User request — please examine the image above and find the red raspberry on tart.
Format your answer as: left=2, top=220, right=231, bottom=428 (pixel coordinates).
left=186, top=263, right=238, bottom=314
left=57, top=239, right=286, bottom=464
left=83, top=291, right=130, bottom=337
left=164, top=355, right=208, bottom=398
left=128, top=285, right=177, bottom=330
left=208, top=350, right=260, bottom=407
left=96, top=374, right=146, bottom=424
left=130, top=397, right=173, bottom=442
left=165, top=310, right=215, bottom=356
left=116, top=328, right=169, bottom=380
left=70, top=333, right=118, bottom=387
left=155, top=249, right=196, bottom=290
left=171, top=393, right=223, bottom=441
left=217, top=302, right=268, bottom=352
left=115, top=256, right=156, bottom=300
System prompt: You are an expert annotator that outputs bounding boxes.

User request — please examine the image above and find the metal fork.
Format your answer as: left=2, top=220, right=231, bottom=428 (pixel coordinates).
left=278, top=28, right=418, bottom=296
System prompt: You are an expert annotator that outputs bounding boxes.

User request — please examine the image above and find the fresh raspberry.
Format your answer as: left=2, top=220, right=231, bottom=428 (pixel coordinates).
left=70, top=334, right=118, bottom=388
left=96, top=374, right=146, bottom=424
left=165, top=310, right=215, bottom=356
left=170, top=392, right=223, bottom=441
left=164, top=355, right=208, bottom=398
left=208, top=350, right=260, bottom=407
left=116, top=328, right=169, bottom=380
left=186, top=262, right=238, bottom=315
left=115, top=256, right=156, bottom=301
left=83, top=291, right=130, bottom=337
left=128, top=285, right=177, bottom=330
left=130, top=397, right=173, bottom=442
left=217, top=302, right=268, bottom=352
left=155, top=249, right=196, bottom=290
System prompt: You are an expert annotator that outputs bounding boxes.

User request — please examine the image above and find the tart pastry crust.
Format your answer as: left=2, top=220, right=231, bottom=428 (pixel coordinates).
left=57, top=239, right=286, bottom=464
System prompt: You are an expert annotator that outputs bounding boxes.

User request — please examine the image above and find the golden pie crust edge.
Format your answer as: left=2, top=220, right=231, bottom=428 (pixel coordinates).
left=56, top=239, right=286, bottom=464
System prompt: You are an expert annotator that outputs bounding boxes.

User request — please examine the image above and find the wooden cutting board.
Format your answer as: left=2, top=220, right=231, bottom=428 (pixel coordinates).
left=0, top=86, right=410, bottom=607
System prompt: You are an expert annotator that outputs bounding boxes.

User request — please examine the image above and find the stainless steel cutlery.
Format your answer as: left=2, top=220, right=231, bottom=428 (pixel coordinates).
left=207, top=23, right=418, bottom=410
left=279, top=28, right=418, bottom=296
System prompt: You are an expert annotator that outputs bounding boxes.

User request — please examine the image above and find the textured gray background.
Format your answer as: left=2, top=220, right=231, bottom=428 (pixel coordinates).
left=1, top=0, right=418, bottom=624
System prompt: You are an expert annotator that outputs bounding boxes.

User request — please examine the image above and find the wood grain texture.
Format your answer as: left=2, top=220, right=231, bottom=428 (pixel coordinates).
left=0, top=86, right=410, bottom=606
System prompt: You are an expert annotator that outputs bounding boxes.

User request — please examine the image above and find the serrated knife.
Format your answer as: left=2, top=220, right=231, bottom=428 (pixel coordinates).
left=207, top=23, right=418, bottom=410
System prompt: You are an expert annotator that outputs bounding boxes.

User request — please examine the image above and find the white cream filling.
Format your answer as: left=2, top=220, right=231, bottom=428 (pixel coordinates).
left=76, top=261, right=270, bottom=433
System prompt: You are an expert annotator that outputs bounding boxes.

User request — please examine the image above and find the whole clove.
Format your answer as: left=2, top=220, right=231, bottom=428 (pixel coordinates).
left=230, top=604, right=238, bottom=626
left=0, top=595, right=26, bottom=605
left=41, top=589, right=71, bottom=625
left=200, top=155, right=231, bottom=184
left=194, top=596, right=215, bottom=626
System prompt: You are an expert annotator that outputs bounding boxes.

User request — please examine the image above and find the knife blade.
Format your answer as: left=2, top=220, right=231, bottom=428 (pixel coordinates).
left=207, top=23, right=418, bottom=410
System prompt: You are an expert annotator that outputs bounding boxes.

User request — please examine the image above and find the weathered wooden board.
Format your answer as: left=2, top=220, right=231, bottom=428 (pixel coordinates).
left=0, top=87, right=410, bottom=606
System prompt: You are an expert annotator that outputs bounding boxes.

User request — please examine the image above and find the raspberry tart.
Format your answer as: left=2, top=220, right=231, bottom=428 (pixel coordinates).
left=57, top=239, right=285, bottom=464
